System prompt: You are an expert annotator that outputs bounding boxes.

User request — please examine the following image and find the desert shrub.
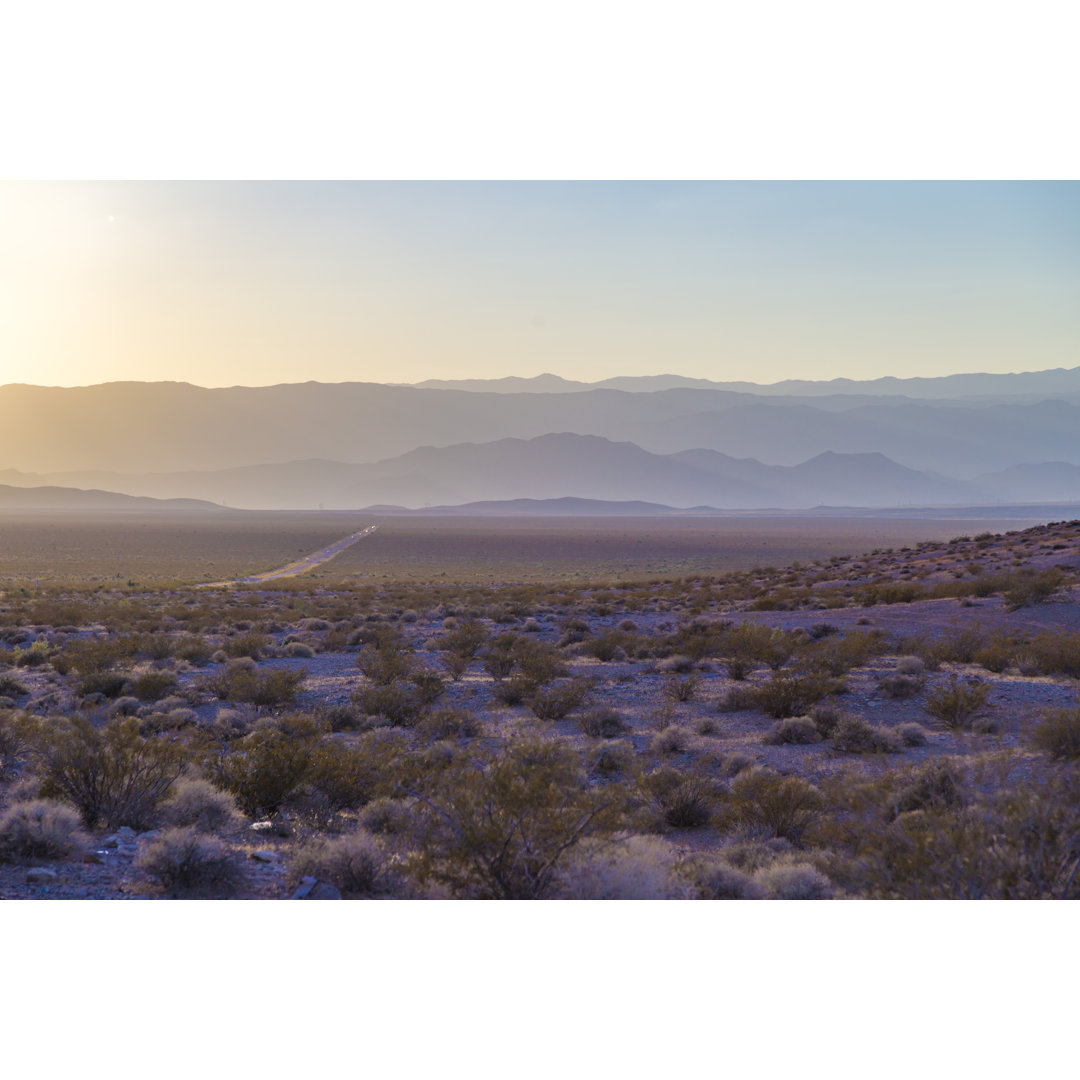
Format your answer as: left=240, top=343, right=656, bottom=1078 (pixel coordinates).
left=0, top=710, right=34, bottom=779
left=358, top=797, right=416, bottom=836
left=404, top=738, right=621, bottom=900
left=481, top=632, right=520, bottom=681
left=756, top=862, right=834, bottom=899
left=557, top=836, right=694, bottom=899
left=131, top=670, right=178, bottom=702
left=896, top=655, right=925, bottom=676
left=283, top=642, right=316, bottom=659
left=1003, top=568, right=1064, bottom=610
left=514, top=640, right=566, bottom=689
left=924, top=677, right=990, bottom=731
left=76, top=671, right=130, bottom=700
left=35, top=716, right=186, bottom=829
left=660, top=779, right=715, bottom=829
left=158, top=777, right=246, bottom=833
left=763, top=716, right=822, bottom=746
left=577, top=707, right=629, bottom=739
left=0, top=798, right=89, bottom=862
left=207, top=725, right=317, bottom=815
left=352, top=683, right=425, bottom=727
left=797, top=629, right=886, bottom=677
left=974, top=640, right=1016, bottom=674
left=175, top=636, right=213, bottom=665
left=492, top=676, right=531, bottom=707
left=754, top=673, right=834, bottom=719
left=826, top=758, right=1080, bottom=898
left=410, top=671, right=447, bottom=706
left=831, top=715, right=902, bottom=754
left=878, top=675, right=923, bottom=700
left=207, top=662, right=306, bottom=709
left=723, top=768, right=824, bottom=844
left=586, top=739, right=637, bottom=778
left=691, top=858, right=764, bottom=900
left=0, top=674, right=29, bottom=697
left=657, top=654, right=695, bottom=674
left=356, top=643, right=415, bottom=685
left=717, top=683, right=759, bottom=713
left=898, top=722, right=931, bottom=747
left=894, top=759, right=966, bottom=815
left=136, top=826, right=245, bottom=898
left=1030, top=707, right=1080, bottom=761
left=587, top=630, right=633, bottom=663
left=416, top=707, right=483, bottom=742
left=664, top=674, right=700, bottom=702
left=1022, top=632, right=1080, bottom=678
left=809, top=702, right=842, bottom=738
left=290, top=830, right=394, bottom=898
left=225, top=631, right=270, bottom=660
left=650, top=726, right=689, bottom=756
left=526, top=678, right=589, bottom=721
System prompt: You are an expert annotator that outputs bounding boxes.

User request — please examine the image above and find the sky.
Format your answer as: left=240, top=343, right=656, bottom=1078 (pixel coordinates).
left=0, top=180, right=1077, bottom=388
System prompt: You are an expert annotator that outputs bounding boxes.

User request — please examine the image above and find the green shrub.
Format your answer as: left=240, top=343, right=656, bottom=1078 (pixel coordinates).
left=207, top=663, right=306, bottom=708
left=405, top=738, right=621, bottom=899
left=763, top=716, right=822, bottom=745
left=131, top=670, right=178, bottom=702
left=353, top=683, right=425, bottom=727
left=207, top=725, right=317, bottom=815
left=663, top=674, right=700, bottom=702
left=660, top=779, right=715, bottom=829
left=36, top=716, right=186, bottom=829
left=754, top=673, right=834, bottom=719
left=416, top=708, right=483, bottom=742
left=723, top=768, right=823, bottom=844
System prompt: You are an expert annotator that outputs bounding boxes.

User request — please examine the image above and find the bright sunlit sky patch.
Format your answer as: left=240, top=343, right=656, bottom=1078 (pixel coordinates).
left=1, top=180, right=1077, bottom=387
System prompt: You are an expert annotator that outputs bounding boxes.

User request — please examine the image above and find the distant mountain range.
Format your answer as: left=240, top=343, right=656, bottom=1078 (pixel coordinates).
left=1, top=373, right=1078, bottom=478
left=0, top=484, right=221, bottom=511
left=1, top=368, right=1077, bottom=512
left=4, top=434, right=1076, bottom=511
left=411, top=366, right=1080, bottom=400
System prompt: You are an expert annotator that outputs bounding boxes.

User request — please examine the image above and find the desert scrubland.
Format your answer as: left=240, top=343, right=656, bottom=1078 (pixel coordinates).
left=1, top=512, right=1078, bottom=900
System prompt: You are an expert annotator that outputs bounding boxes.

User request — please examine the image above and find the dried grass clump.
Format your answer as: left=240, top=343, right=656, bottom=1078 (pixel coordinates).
left=763, top=717, right=822, bottom=746
left=660, top=779, right=715, bottom=829
left=831, top=716, right=902, bottom=754
left=897, top=722, right=931, bottom=747
left=0, top=798, right=89, bottom=863
left=691, top=858, right=765, bottom=900
left=1030, top=707, right=1080, bottom=761
left=924, top=678, right=989, bottom=731
left=587, top=739, right=637, bottom=779
left=878, top=675, right=923, bottom=700
left=358, top=797, right=416, bottom=836
left=159, top=777, right=246, bottom=833
left=136, top=826, right=245, bottom=898
left=755, top=862, right=834, bottom=899
left=896, top=655, right=925, bottom=676
left=577, top=707, right=629, bottom=739
left=650, top=725, right=689, bottom=756
left=557, top=836, right=694, bottom=899
left=290, top=830, right=394, bottom=898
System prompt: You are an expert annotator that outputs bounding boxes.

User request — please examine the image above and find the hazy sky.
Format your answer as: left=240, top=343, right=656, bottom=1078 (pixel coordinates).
left=1, top=181, right=1077, bottom=388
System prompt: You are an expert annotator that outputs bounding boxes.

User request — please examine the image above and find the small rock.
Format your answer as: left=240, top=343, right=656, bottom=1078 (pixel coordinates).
left=116, top=826, right=137, bottom=839
left=250, top=849, right=279, bottom=863
left=250, top=821, right=274, bottom=833
left=291, top=876, right=341, bottom=900
left=85, top=850, right=109, bottom=865
left=101, top=834, right=121, bottom=849
left=27, top=867, right=58, bottom=884
left=138, top=829, right=162, bottom=841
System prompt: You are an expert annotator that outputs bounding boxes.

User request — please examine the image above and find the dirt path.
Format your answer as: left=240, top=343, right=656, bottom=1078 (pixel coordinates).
left=199, top=525, right=378, bottom=587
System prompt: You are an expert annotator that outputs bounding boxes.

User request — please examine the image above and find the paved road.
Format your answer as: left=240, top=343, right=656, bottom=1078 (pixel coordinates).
left=199, top=525, right=379, bottom=587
